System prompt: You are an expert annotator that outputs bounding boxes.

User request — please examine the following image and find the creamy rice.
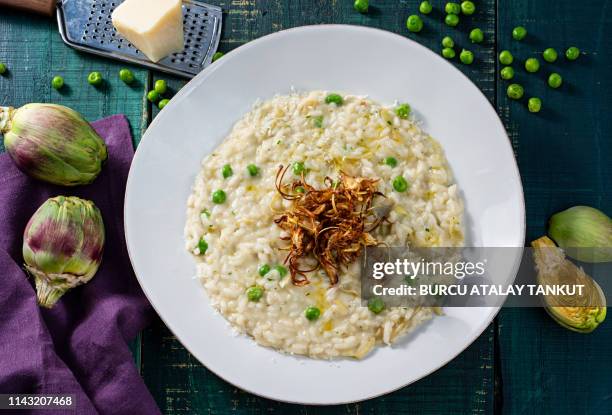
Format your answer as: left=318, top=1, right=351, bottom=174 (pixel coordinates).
left=185, top=91, right=464, bottom=359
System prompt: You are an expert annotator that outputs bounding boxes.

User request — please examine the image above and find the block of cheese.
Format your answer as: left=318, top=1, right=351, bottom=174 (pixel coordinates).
left=111, top=0, right=184, bottom=62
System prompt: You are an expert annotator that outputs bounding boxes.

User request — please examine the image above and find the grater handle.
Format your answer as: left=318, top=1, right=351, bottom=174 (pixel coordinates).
left=0, top=0, right=56, bottom=16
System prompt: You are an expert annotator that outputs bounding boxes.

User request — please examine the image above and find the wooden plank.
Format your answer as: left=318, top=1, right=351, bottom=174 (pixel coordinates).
left=140, top=1, right=497, bottom=413
left=495, top=1, right=612, bottom=414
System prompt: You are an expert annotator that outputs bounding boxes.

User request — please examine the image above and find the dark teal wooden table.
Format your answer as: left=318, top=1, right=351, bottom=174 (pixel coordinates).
left=1, top=1, right=610, bottom=414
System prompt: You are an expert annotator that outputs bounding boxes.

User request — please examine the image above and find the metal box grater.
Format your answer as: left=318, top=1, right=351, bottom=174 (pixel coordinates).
left=56, top=0, right=222, bottom=78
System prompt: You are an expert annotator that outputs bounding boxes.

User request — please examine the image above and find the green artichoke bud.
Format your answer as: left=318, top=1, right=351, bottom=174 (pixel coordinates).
left=23, top=196, right=105, bottom=308
left=549, top=206, right=612, bottom=263
left=0, top=104, right=107, bottom=186
left=532, top=236, right=606, bottom=333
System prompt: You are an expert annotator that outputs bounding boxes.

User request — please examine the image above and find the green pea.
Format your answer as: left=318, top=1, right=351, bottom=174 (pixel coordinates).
left=305, top=306, right=321, bottom=321
left=222, top=164, right=233, bottom=179
left=295, top=186, right=305, bottom=193
left=158, top=99, right=170, bottom=110
left=419, top=1, right=433, bottom=14
left=395, top=103, right=411, bottom=119
left=506, top=83, right=524, bottom=100
left=524, top=58, right=540, bottom=73
left=499, top=50, right=514, bottom=65
left=442, top=47, right=456, bottom=59
left=197, top=238, right=208, bottom=255
left=384, top=157, right=398, bottom=167
left=460, top=0, right=475, bottom=15
left=119, top=68, right=134, bottom=84
left=548, top=73, right=563, bottom=89
left=460, top=49, right=474, bottom=65
left=147, top=90, right=160, bottom=103
left=445, top=14, right=459, bottom=27
left=292, top=161, right=306, bottom=175
left=51, top=76, right=64, bottom=90
left=87, top=71, right=103, bottom=86
left=565, top=46, right=580, bottom=60
left=154, top=79, right=168, bottom=94
left=368, top=297, right=385, bottom=314
left=442, top=36, right=454, bottom=48
left=247, top=164, right=260, bottom=177
left=445, top=2, right=461, bottom=14
left=246, top=286, right=264, bottom=302
left=274, top=265, right=288, bottom=278
left=469, top=28, right=484, bottom=43
left=500, top=66, right=515, bottom=80
left=212, top=189, right=227, bottom=204
left=512, top=26, right=527, bottom=40
left=212, top=51, right=224, bottom=62
left=542, top=48, right=558, bottom=63
left=313, top=115, right=324, bottom=128
left=393, top=176, right=409, bottom=192
left=527, top=97, right=542, bottom=113
left=354, top=0, right=368, bottom=13
left=0, top=63, right=6, bottom=75
left=258, top=264, right=270, bottom=276
left=406, top=15, right=424, bottom=33
left=325, top=93, right=343, bottom=106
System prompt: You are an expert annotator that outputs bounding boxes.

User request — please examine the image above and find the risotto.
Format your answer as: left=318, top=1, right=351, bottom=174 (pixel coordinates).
left=185, top=91, right=464, bottom=359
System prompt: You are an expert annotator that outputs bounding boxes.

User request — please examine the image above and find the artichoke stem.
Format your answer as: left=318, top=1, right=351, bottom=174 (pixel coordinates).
left=0, top=106, right=14, bottom=134
left=33, top=275, right=67, bottom=308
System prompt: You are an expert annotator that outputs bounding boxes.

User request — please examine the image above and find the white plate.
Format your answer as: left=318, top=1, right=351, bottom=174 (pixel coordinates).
left=125, top=25, right=525, bottom=404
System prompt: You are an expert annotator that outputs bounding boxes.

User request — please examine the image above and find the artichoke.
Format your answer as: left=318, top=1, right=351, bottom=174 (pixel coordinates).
left=0, top=104, right=107, bottom=186
left=532, top=236, right=606, bottom=333
left=23, top=196, right=105, bottom=308
left=549, top=206, right=612, bottom=263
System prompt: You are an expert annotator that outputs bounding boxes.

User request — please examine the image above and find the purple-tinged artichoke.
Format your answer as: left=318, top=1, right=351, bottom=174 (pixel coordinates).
left=23, top=196, right=105, bottom=308
left=1, top=104, right=107, bottom=186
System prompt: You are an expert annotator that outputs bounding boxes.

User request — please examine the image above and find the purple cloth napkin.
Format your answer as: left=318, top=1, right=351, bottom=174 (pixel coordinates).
left=0, top=115, right=161, bottom=415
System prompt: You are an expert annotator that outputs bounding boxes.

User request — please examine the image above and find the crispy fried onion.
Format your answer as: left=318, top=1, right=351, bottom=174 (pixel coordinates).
left=274, top=165, right=388, bottom=286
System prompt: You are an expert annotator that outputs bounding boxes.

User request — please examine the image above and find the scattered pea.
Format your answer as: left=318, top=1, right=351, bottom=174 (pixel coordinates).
left=442, top=47, right=456, bottom=59
left=512, top=26, right=527, bottom=40
left=406, top=15, right=424, bottom=33
left=527, top=97, right=542, bottom=113
left=212, top=189, right=227, bottom=204
left=154, top=79, right=168, bottom=94
left=445, top=2, right=461, bottom=14
left=499, top=50, right=514, bottom=65
left=506, top=83, right=524, bottom=100
left=258, top=264, right=270, bottom=276
left=460, top=0, right=475, bottom=15
left=212, top=51, right=224, bottom=62
left=51, top=75, right=64, bottom=90
left=119, top=68, right=134, bottom=84
left=158, top=99, right=170, bottom=110
left=442, top=36, right=454, bottom=48
left=393, top=176, right=409, bottom=192
left=384, top=156, right=398, bottom=167
left=295, top=186, right=305, bottom=193
left=313, top=115, right=324, bottom=128
left=524, top=58, right=540, bottom=73
left=460, top=49, right=474, bottom=65
left=395, top=103, right=411, bottom=119
left=548, top=72, right=563, bottom=89
left=197, top=238, right=208, bottom=255
left=305, top=306, right=321, bottom=321
left=354, top=0, right=369, bottom=13
left=274, top=265, right=288, bottom=278
left=419, top=1, right=433, bottom=14
left=368, top=297, right=385, bottom=314
left=246, top=286, right=264, bottom=302
left=325, top=93, right=343, bottom=106
left=247, top=164, right=260, bottom=177
left=565, top=46, right=580, bottom=60
left=292, top=161, right=306, bottom=175
left=500, top=66, right=515, bottom=80
left=87, top=71, right=103, bottom=86
left=222, top=164, right=233, bottom=179
left=445, top=14, right=460, bottom=27
left=0, top=63, right=6, bottom=75
left=542, top=48, right=558, bottom=63
left=147, top=90, right=160, bottom=103
left=469, top=28, right=484, bottom=43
